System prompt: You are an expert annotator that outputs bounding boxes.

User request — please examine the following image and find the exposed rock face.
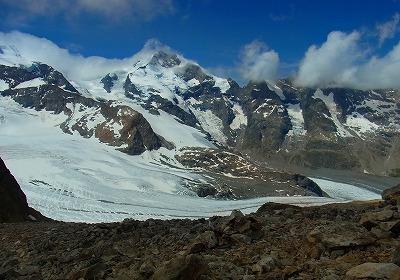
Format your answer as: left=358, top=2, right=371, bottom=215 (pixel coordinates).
left=0, top=157, right=45, bottom=222
left=150, top=51, right=181, bottom=68
left=0, top=63, right=77, bottom=92
left=100, top=73, right=118, bottom=93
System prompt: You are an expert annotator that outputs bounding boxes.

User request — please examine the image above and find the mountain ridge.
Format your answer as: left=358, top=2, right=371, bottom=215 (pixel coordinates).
left=1, top=42, right=400, bottom=177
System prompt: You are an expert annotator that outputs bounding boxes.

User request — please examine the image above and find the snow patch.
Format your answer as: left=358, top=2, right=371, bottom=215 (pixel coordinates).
left=267, top=81, right=286, bottom=100
left=345, top=112, right=379, bottom=136
left=191, top=108, right=227, bottom=144
left=213, top=77, right=230, bottom=93
left=14, top=78, right=47, bottom=89
left=230, top=103, right=247, bottom=130
left=0, top=79, right=9, bottom=91
left=187, top=78, right=200, bottom=87
left=286, top=103, right=306, bottom=136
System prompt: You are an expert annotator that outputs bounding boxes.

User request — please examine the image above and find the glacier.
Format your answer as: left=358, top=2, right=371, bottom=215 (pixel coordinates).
left=0, top=97, right=380, bottom=223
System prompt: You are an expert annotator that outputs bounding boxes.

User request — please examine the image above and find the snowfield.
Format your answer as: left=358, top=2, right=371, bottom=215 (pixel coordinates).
left=0, top=98, right=381, bottom=223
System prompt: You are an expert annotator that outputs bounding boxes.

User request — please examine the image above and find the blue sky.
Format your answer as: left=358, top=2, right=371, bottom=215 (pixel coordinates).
left=0, top=0, right=400, bottom=87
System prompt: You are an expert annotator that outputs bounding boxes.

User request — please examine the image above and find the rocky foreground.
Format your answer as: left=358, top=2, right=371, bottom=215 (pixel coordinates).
left=0, top=188, right=399, bottom=279
left=1, top=156, right=400, bottom=279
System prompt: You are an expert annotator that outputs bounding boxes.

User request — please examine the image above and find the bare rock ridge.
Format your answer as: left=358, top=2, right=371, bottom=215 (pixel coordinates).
left=0, top=157, right=45, bottom=222
left=1, top=178, right=400, bottom=279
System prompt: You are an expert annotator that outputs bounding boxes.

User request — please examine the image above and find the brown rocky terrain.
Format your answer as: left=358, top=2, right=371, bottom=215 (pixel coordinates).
left=1, top=175, right=400, bottom=279
left=177, top=147, right=326, bottom=199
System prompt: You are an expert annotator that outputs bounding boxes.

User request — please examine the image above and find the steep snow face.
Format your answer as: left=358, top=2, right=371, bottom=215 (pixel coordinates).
left=116, top=100, right=213, bottom=149
left=267, top=81, right=286, bottom=100
left=286, top=103, right=306, bottom=136
left=230, top=103, right=247, bottom=130
left=214, top=77, right=231, bottom=93
left=345, top=112, right=380, bottom=137
left=190, top=108, right=228, bottom=144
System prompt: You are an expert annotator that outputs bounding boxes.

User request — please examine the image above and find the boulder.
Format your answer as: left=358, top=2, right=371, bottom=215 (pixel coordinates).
left=308, top=223, right=376, bottom=250
left=382, top=184, right=400, bottom=204
left=222, top=210, right=262, bottom=236
left=152, top=254, right=208, bottom=280
left=188, top=231, right=218, bottom=253
left=359, top=210, right=395, bottom=229
left=345, top=262, right=400, bottom=279
left=378, top=220, right=400, bottom=236
left=251, top=254, right=281, bottom=274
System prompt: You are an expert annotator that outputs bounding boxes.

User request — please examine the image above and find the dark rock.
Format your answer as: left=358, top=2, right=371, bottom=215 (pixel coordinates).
left=256, top=202, right=300, bottom=215
left=382, top=184, right=400, bottom=204
left=100, top=73, right=118, bottom=93
left=188, top=231, right=218, bottom=253
left=152, top=254, right=208, bottom=280
left=293, top=174, right=326, bottom=197
left=359, top=210, right=395, bottom=230
left=393, top=247, right=400, bottom=266
left=69, top=261, right=107, bottom=280
left=139, top=260, right=155, bottom=277
left=0, top=157, right=46, bottom=223
left=150, top=51, right=181, bottom=68
left=251, top=254, right=281, bottom=274
left=378, top=220, right=400, bottom=236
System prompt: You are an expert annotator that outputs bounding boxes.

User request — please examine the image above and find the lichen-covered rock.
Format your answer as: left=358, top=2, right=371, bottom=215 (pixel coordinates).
left=346, top=263, right=400, bottom=279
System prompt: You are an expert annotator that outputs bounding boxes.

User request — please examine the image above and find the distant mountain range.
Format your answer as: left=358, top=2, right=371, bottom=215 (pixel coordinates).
left=1, top=42, right=399, bottom=175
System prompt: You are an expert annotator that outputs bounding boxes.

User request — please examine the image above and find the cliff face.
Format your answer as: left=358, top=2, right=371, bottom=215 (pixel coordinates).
left=0, top=157, right=45, bottom=222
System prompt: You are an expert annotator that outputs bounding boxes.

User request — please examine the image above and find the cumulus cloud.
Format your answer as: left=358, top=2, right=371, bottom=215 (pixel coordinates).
left=295, top=30, right=400, bottom=89
left=295, top=31, right=362, bottom=88
left=238, top=40, right=280, bottom=82
left=0, top=31, right=167, bottom=81
left=0, top=0, right=174, bottom=24
left=377, top=13, right=400, bottom=46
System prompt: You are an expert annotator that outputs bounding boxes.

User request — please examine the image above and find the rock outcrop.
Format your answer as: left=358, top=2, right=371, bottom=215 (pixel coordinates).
left=0, top=157, right=45, bottom=222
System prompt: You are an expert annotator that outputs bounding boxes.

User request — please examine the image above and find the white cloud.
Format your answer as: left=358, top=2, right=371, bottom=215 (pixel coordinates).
left=238, top=40, right=279, bottom=82
left=295, top=31, right=362, bottom=88
left=377, top=13, right=400, bottom=46
left=295, top=30, right=400, bottom=89
left=0, top=31, right=167, bottom=81
left=0, top=0, right=174, bottom=24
